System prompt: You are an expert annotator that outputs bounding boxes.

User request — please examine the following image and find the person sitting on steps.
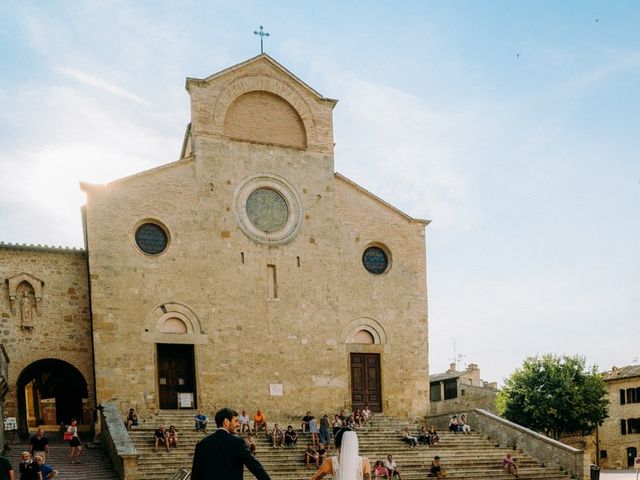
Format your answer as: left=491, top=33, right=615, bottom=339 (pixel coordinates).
left=401, top=427, right=417, bottom=448
left=245, top=432, right=257, bottom=455
left=373, top=460, right=389, bottom=479
left=459, top=413, right=471, bottom=434
left=385, top=454, right=402, bottom=479
left=362, top=404, right=374, bottom=424
left=125, top=408, right=138, bottom=430
left=429, top=455, right=447, bottom=479
left=448, top=415, right=460, bottom=433
left=502, top=452, right=520, bottom=478
left=317, top=442, right=326, bottom=466
left=418, top=426, right=430, bottom=445
left=305, top=443, right=319, bottom=469
left=238, top=409, right=251, bottom=434
left=284, top=425, right=298, bottom=447
left=253, top=410, right=267, bottom=434
left=167, top=425, right=179, bottom=448
left=195, top=409, right=208, bottom=432
left=154, top=425, right=170, bottom=453
left=271, top=424, right=284, bottom=448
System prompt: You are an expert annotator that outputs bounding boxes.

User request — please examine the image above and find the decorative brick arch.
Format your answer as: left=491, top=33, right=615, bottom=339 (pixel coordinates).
left=343, top=316, right=389, bottom=345
left=145, top=302, right=203, bottom=335
left=213, top=75, right=317, bottom=144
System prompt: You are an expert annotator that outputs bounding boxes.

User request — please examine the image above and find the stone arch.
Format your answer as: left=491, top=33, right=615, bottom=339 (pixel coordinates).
left=343, top=316, right=388, bottom=345
left=146, top=302, right=203, bottom=335
left=16, top=359, right=89, bottom=438
left=224, top=91, right=307, bottom=149
left=213, top=75, right=317, bottom=145
left=160, top=317, right=189, bottom=334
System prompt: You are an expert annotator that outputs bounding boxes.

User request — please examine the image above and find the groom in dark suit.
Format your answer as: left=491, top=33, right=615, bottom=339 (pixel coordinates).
left=191, top=407, right=271, bottom=480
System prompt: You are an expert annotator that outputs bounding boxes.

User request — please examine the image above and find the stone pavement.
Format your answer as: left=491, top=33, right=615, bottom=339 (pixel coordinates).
left=601, top=470, right=640, bottom=479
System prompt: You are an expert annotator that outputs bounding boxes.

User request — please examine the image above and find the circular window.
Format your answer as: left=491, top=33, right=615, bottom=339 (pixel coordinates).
left=135, top=223, right=168, bottom=255
left=246, top=188, right=289, bottom=233
left=234, top=173, right=303, bottom=245
left=362, top=246, right=389, bottom=274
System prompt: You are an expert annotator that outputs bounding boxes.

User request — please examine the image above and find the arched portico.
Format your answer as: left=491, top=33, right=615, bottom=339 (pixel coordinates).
left=16, top=359, right=89, bottom=437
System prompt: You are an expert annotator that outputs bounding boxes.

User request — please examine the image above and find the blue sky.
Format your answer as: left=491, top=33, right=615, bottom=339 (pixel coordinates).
left=1, top=1, right=638, bottom=385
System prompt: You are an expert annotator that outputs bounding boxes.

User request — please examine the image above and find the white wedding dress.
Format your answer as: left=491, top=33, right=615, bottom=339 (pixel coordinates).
left=331, top=430, right=364, bottom=480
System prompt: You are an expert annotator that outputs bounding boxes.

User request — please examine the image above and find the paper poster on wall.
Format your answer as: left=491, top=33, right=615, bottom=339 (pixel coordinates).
left=178, top=392, right=194, bottom=408
left=3, top=417, right=17, bottom=430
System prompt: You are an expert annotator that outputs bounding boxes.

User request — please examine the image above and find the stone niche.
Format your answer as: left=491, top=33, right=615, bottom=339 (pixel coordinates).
left=6, top=273, right=44, bottom=329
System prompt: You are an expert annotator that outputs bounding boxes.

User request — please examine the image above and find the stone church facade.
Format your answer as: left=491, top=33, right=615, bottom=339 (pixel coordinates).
left=0, top=54, right=429, bottom=433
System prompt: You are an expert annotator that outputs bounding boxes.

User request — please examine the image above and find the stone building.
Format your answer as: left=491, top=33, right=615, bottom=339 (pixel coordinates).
left=0, top=54, right=430, bottom=433
left=597, top=365, right=640, bottom=469
left=0, top=244, right=93, bottom=437
left=429, top=363, right=498, bottom=417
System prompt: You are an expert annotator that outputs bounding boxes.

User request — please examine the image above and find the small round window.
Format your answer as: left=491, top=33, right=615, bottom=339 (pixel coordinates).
left=135, top=223, right=168, bottom=255
left=362, top=246, right=389, bottom=274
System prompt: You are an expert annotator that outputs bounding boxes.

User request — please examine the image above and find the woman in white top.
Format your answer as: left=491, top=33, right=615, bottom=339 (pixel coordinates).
left=311, top=428, right=371, bottom=480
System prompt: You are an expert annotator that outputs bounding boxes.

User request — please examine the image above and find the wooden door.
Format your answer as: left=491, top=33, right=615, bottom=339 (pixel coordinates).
left=350, top=353, right=382, bottom=412
left=157, top=344, right=196, bottom=409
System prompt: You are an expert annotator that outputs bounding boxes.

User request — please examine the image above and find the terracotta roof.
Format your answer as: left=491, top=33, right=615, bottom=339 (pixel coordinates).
left=604, top=365, right=640, bottom=382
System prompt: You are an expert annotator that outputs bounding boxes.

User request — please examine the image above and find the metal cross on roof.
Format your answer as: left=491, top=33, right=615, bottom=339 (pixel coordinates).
left=253, top=25, right=270, bottom=54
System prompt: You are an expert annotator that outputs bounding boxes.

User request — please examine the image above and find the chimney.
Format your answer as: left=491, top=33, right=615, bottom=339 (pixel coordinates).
left=448, top=362, right=457, bottom=372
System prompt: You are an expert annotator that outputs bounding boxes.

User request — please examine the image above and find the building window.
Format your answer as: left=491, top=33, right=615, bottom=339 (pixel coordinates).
left=599, top=450, right=607, bottom=459
left=267, top=264, right=277, bottom=299
left=621, top=419, right=627, bottom=435
left=444, top=379, right=458, bottom=400
left=246, top=188, right=289, bottom=233
left=362, top=246, right=390, bottom=274
left=430, top=383, right=441, bottom=402
left=628, top=418, right=640, bottom=434
left=627, top=388, right=637, bottom=404
left=135, top=222, right=169, bottom=254
left=621, top=389, right=626, bottom=405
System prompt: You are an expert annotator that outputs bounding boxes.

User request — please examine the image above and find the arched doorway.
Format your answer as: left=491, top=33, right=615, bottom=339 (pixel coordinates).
left=17, top=359, right=88, bottom=437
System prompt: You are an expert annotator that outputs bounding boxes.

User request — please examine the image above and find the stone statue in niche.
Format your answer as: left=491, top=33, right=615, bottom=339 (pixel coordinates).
left=20, top=291, right=34, bottom=329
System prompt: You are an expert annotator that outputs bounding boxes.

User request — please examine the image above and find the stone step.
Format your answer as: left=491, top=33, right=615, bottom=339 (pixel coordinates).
left=5, top=436, right=119, bottom=480
left=128, top=415, right=570, bottom=480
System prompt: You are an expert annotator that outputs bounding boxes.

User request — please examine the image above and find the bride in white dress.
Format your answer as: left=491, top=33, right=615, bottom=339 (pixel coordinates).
left=311, top=428, right=371, bottom=480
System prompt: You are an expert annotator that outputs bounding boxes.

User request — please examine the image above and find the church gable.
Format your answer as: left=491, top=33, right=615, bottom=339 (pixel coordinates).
left=186, top=54, right=336, bottom=153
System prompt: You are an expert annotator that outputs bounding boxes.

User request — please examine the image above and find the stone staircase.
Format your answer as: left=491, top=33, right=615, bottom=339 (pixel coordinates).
left=6, top=432, right=119, bottom=480
left=130, top=411, right=572, bottom=480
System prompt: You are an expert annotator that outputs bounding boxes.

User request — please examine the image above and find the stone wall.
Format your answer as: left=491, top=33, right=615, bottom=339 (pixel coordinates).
left=100, top=402, right=138, bottom=480
left=430, top=383, right=497, bottom=416
left=0, top=244, right=95, bottom=432
left=470, top=408, right=590, bottom=479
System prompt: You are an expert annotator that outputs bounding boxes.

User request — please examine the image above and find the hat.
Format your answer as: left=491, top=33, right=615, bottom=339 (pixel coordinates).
left=434, top=456, right=441, bottom=460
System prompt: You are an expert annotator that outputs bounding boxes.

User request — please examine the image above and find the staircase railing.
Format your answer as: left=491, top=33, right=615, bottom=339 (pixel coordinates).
left=470, top=408, right=590, bottom=480
left=168, top=469, right=191, bottom=480
left=100, top=402, right=140, bottom=480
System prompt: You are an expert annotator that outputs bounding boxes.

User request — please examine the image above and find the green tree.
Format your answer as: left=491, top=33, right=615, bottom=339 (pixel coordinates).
left=496, top=354, right=608, bottom=440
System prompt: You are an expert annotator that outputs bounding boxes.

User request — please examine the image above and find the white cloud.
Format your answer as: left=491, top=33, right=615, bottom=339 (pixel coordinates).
left=57, top=66, right=154, bottom=106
